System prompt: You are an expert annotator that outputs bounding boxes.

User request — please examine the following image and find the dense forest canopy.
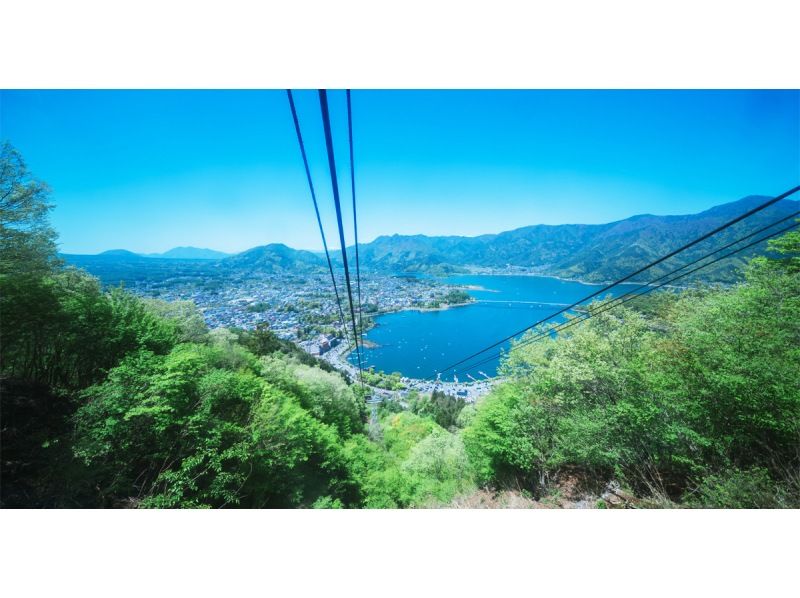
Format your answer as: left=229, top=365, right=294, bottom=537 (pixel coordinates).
left=1, top=142, right=798, bottom=508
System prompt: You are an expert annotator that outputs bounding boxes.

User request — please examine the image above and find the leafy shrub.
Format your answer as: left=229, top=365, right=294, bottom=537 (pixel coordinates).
left=381, top=411, right=440, bottom=459
left=402, top=429, right=475, bottom=504
left=462, top=384, right=551, bottom=490
left=687, top=468, right=789, bottom=509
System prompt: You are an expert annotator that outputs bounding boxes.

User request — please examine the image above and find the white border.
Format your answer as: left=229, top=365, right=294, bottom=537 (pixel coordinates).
left=1, top=1, right=799, bottom=88
left=1, top=509, right=797, bottom=596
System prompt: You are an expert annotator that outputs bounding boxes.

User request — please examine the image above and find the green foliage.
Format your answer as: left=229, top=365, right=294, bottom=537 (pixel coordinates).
left=260, top=354, right=366, bottom=437
left=463, top=243, right=800, bottom=503
left=342, top=413, right=475, bottom=507
left=235, top=323, right=335, bottom=372
left=455, top=403, right=477, bottom=428
left=381, top=411, right=440, bottom=459
left=0, top=142, right=58, bottom=278
left=144, top=298, right=208, bottom=343
left=362, top=368, right=405, bottom=390
left=408, top=389, right=467, bottom=430
left=462, top=384, right=551, bottom=489
left=423, top=289, right=473, bottom=308
left=667, top=263, right=800, bottom=471
left=377, top=396, right=405, bottom=417
left=4, top=141, right=797, bottom=509
left=401, top=429, right=475, bottom=504
left=73, top=345, right=356, bottom=507
left=342, top=435, right=411, bottom=508
left=1, top=143, right=60, bottom=384
left=686, top=468, right=796, bottom=509
left=758, top=222, right=800, bottom=274
left=2, top=258, right=181, bottom=390
left=242, top=382, right=354, bottom=507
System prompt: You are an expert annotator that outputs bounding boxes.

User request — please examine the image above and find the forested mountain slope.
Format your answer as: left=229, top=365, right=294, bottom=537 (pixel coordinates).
left=349, top=195, right=799, bottom=281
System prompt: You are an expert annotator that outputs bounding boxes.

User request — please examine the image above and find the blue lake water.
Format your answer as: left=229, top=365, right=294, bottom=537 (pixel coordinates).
left=349, top=275, right=641, bottom=379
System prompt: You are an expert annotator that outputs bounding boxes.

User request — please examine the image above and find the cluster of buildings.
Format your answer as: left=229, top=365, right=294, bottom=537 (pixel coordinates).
left=299, top=334, right=340, bottom=356
left=128, top=269, right=468, bottom=344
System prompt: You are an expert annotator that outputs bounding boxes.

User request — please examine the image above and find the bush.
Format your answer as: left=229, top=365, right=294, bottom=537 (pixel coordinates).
left=402, top=429, right=475, bottom=504
left=687, top=468, right=790, bottom=509
left=73, top=343, right=356, bottom=508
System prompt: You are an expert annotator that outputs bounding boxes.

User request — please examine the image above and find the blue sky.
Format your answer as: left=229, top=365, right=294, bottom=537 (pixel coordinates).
left=1, top=89, right=798, bottom=254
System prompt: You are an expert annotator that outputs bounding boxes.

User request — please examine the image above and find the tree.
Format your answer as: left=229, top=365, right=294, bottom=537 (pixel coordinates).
left=761, top=221, right=800, bottom=273
left=144, top=298, right=208, bottom=343
left=408, top=389, right=467, bottom=430
left=402, top=429, right=475, bottom=504
left=0, top=142, right=58, bottom=278
left=0, top=142, right=60, bottom=382
left=462, top=228, right=800, bottom=505
left=260, top=353, right=366, bottom=437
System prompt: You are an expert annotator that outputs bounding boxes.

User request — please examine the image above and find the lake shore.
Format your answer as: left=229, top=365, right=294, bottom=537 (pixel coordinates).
left=459, top=269, right=690, bottom=290
left=399, top=299, right=475, bottom=313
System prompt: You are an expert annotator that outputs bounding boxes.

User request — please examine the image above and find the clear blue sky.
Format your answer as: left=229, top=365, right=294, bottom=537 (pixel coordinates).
left=1, top=89, right=798, bottom=254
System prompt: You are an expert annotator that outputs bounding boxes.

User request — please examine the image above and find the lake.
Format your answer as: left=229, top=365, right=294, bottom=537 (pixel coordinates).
left=349, top=274, right=641, bottom=379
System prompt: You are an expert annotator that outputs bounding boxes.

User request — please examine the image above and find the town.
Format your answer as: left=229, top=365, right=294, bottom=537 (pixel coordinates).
left=118, top=267, right=495, bottom=400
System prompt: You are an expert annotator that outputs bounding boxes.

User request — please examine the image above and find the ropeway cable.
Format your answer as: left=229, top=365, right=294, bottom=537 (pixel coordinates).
left=318, top=89, right=365, bottom=388
left=346, top=90, right=365, bottom=349
left=286, top=90, right=349, bottom=347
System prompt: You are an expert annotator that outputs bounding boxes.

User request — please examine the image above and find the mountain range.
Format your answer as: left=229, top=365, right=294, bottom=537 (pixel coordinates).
left=63, top=195, right=799, bottom=284
left=341, top=195, right=799, bottom=282
left=143, top=247, right=230, bottom=260
left=91, top=247, right=229, bottom=260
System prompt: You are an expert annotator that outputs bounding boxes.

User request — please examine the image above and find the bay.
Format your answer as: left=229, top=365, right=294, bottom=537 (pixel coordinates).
left=350, top=274, right=642, bottom=379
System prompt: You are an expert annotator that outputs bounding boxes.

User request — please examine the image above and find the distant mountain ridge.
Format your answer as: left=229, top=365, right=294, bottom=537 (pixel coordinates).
left=218, top=243, right=323, bottom=273
left=343, top=195, right=799, bottom=282
left=69, top=247, right=230, bottom=260
left=64, top=195, right=799, bottom=284
left=97, top=249, right=142, bottom=259
left=145, top=247, right=229, bottom=260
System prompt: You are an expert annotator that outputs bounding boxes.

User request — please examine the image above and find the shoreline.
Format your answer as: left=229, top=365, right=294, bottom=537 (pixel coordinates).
left=397, top=299, right=475, bottom=313
left=457, top=269, right=692, bottom=290
left=363, top=297, right=476, bottom=320
left=316, top=337, right=499, bottom=401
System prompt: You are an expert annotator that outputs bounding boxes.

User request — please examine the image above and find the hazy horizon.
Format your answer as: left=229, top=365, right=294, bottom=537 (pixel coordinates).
left=59, top=191, right=796, bottom=256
